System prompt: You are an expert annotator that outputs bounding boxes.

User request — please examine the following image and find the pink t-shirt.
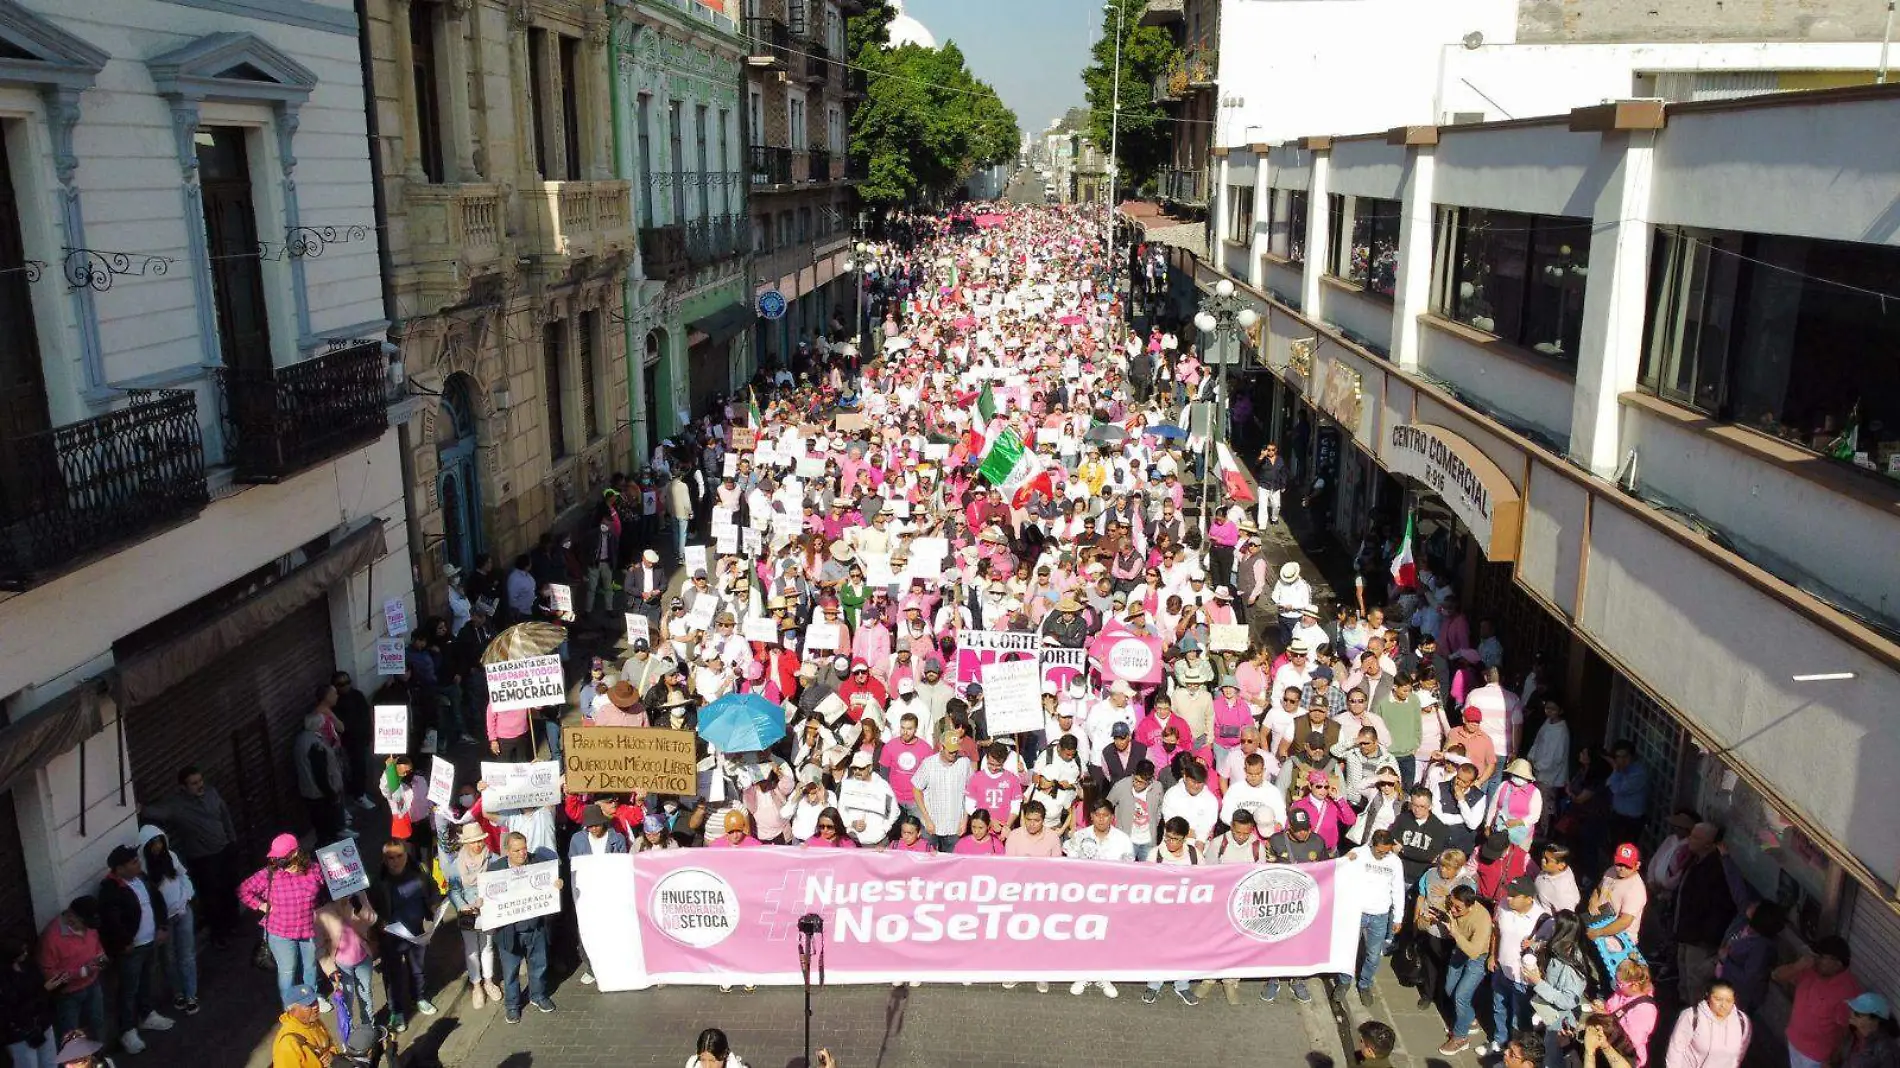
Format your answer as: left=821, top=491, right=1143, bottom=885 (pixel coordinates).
left=708, top=834, right=761, bottom=848
left=1604, top=872, right=1649, bottom=934
left=880, top=737, right=936, bottom=803
left=965, top=768, right=1024, bottom=824
left=889, top=836, right=934, bottom=853
left=953, top=833, right=1005, bottom=856
left=1787, top=968, right=1864, bottom=1061
left=804, top=835, right=859, bottom=849
left=1003, top=827, right=1064, bottom=857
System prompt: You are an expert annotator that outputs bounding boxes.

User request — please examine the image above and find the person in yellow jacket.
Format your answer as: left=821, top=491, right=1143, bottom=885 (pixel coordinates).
left=272, top=983, right=342, bottom=1068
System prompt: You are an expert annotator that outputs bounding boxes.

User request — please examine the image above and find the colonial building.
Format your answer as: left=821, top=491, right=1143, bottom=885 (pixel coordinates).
left=0, top=0, right=408, bottom=930
left=615, top=0, right=752, bottom=457
left=368, top=0, right=635, bottom=592
left=738, top=0, right=861, bottom=368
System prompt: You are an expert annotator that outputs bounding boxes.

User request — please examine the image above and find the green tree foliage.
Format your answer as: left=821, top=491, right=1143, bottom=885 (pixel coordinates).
left=846, top=6, right=1021, bottom=208
left=1081, top=0, right=1175, bottom=194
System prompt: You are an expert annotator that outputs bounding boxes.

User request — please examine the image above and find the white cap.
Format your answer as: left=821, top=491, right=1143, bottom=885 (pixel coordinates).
left=850, top=750, right=874, bottom=769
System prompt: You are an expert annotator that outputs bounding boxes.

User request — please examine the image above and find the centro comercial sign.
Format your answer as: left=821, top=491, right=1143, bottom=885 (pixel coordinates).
left=1384, top=423, right=1523, bottom=561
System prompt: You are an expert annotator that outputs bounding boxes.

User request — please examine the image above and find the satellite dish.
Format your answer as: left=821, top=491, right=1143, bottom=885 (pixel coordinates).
left=1462, top=31, right=1485, bottom=49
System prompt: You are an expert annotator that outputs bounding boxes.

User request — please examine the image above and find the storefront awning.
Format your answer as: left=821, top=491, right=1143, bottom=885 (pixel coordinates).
left=687, top=302, right=752, bottom=349
left=1381, top=423, right=1523, bottom=561
left=0, top=680, right=108, bottom=797
left=117, top=519, right=387, bottom=706
left=1144, top=220, right=1207, bottom=260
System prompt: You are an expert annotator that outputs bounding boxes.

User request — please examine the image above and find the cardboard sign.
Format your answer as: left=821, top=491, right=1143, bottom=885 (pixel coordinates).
left=561, top=726, right=698, bottom=794
left=834, top=412, right=867, bottom=432
left=804, top=622, right=842, bottom=653
left=839, top=778, right=892, bottom=818
left=481, top=760, right=562, bottom=811
left=484, top=655, right=566, bottom=713
left=376, top=638, right=407, bottom=676
left=384, top=598, right=410, bottom=637
left=1209, top=623, right=1251, bottom=653
left=731, top=426, right=757, bottom=451
left=684, top=545, right=708, bottom=576
left=981, top=657, right=1043, bottom=736
left=373, top=704, right=409, bottom=754
left=625, top=612, right=651, bottom=646
left=478, top=860, right=562, bottom=931
left=427, top=756, right=456, bottom=808
left=315, top=839, right=369, bottom=899
left=548, top=583, right=575, bottom=622
left=743, top=617, right=779, bottom=644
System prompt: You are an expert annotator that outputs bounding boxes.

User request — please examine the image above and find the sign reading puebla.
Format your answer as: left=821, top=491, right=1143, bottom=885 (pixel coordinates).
left=1383, top=423, right=1523, bottom=561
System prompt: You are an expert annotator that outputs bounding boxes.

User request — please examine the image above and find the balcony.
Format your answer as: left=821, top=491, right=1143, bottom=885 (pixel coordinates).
left=0, top=390, right=207, bottom=588
left=742, top=17, right=790, bottom=68
left=749, top=144, right=793, bottom=188
left=685, top=213, right=745, bottom=268
left=802, top=40, right=830, bottom=84
left=842, top=67, right=867, bottom=99
left=1163, top=167, right=1208, bottom=207
left=1139, top=0, right=1184, bottom=26
left=807, top=146, right=834, bottom=182
left=520, top=179, right=634, bottom=261
left=401, top=183, right=507, bottom=307
left=216, top=343, right=388, bottom=484
left=640, top=224, right=689, bottom=282
left=1183, top=46, right=1217, bottom=90
left=1152, top=72, right=1180, bottom=104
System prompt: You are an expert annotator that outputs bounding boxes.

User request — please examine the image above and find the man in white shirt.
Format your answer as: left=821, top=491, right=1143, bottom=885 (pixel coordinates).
left=1490, top=877, right=1550, bottom=1051
left=1524, top=699, right=1570, bottom=821
left=1262, top=688, right=1304, bottom=759
left=1063, top=799, right=1135, bottom=861
left=1029, top=737, right=1085, bottom=833
left=1341, top=830, right=1407, bottom=1006
left=840, top=752, right=899, bottom=845
left=1159, top=763, right=1219, bottom=844
left=1085, top=682, right=1140, bottom=764
left=1219, top=753, right=1288, bottom=837
left=1290, top=605, right=1330, bottom=657
left=1220, top=727, right=1281, bottom=789
left=1271, top=644, right=1316, bottom=710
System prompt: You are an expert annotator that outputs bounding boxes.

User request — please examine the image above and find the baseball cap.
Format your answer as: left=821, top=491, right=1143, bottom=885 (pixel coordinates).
left=1506, top=876, right=1538, bottom=899
left=1850, top=992, right=1894, bottom=1020
left=1613, top=842, right=1642, bottom=867
left=850, top=750, right=874, bottom=769
left=1110, top=722, right=1132, bottom=739
left=267, top=833, right=300, bottom=860
left=1462, top=705, right=1483, bottom=722
left=1287, top=808, right=1313, bottom=830
left=287, top=983, right=321, bottom=1008
left=897, top=678, right=917, bottom=695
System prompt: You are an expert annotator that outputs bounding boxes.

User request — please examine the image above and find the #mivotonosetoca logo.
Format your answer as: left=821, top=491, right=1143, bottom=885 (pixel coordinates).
left=1228, top=866, right=1320, bottom=943
left=651, top=868, right=742, bottom=948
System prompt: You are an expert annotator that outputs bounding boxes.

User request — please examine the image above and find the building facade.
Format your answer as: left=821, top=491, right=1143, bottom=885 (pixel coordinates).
left=369, top=0, right=635, bottom=596
left=0, top=0, right=408, bottom=930
left=1204, top=85, right=1900, bottom=1007
left=739, top=0, right=860, bottom=370
left=614, top=0, right=752, bottom=456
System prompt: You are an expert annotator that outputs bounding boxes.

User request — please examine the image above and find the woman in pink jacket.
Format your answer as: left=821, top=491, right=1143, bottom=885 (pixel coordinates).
left=1665, top=981, right=1752, bottom=1068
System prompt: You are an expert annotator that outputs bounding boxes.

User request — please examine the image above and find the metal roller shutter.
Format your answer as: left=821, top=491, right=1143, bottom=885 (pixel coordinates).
left=0, top=791, right=36, bottom=943
left=1843, top=881, right=1900, bottom=1003
left=123, top=600, right=335, bottom=860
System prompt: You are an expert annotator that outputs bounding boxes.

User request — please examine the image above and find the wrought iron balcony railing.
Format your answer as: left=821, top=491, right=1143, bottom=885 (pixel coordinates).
left=685, top=213, right=745, bottom=267
left=748, top=144, right=793, bottom=187
left=742, top=17, right=790, bottom=67
left=640, top=224, right=689, bottom=281
left=0, top=389, right=208, bottom=588
left=803, top=40, right=830, bottom=84
left=807, top=147, right=833, bottom=183
left=215, top=342, right=389, bottom=484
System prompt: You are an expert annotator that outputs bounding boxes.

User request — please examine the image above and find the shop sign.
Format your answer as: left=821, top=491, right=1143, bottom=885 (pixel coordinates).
left=1317, top=360, right=1362, bottom=429
left=1383, top=423, right=1522, bottom=560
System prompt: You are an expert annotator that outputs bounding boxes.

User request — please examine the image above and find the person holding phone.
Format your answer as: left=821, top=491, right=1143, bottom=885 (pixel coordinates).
left=35, top=899, right=106, bottom=1052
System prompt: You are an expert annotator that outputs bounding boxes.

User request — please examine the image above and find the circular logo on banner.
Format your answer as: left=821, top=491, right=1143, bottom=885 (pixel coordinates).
left=1106, top=637, right=1156, bottom=682
left=649, top=868, right=742, bottom=948
left=1227, top=866, right=1321, bottom=943
left=757, top=290, right=787, bottom=320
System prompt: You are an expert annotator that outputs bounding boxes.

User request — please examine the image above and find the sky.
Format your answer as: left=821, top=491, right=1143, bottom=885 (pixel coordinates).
left=904, top=0, right=1101, bottom=139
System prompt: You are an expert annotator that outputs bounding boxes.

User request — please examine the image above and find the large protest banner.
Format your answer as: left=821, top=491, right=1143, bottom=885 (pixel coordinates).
left=483, top=655, right=566, bottom=713
left=953, top=630, right=1039, bottom=685
left=573, top=849, right=1355, bottom=990
left=563, top=727, right=698, bottom=794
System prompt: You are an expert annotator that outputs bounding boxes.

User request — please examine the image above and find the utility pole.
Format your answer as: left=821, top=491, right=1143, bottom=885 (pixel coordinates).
left=1104, top=1, right=1124, bottom=243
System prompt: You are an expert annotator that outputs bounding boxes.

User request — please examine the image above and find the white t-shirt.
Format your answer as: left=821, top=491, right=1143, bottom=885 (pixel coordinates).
left=1219, top=778, right=1288, bottom=836
left=1063, top=825, right=1136, bottom=862
left=1160, top=782, right=1220, bottom=843
left=1493, top=902, right=1549, bottom=983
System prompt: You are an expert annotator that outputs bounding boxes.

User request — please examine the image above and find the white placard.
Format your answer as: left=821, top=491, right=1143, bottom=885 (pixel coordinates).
left=373, top=704, right=409, bottom=754
left=315, top=839, right=370, bottom=899
left=712, top=506, right=735, bottom=529
left=625, top=612, right=651, bottom=646
left=376, top=638, right=407, bottom=676
left=1209, top=623, right=1251, bottom=653
left=715, top=529, right=739, bottom=555
left=742, top=529, right=763, bottom=556
left=862, top=552, right=895, bottom=589
left=885, top=499, right=911, bottom=519
left=479, top=860, right=563, bottom=931
left=771, top=515, right=802, bottom=544
left=480, top=760, right=562, bottom=811
left=483, top=655, right=566, bottom=713
left=910, top=537, right=949, bottom=564
left=683, top=545, right=709, bottom=576
left=804, top=621, right=842, bottom=653
left=839, top=778, right=892, bottom=818
left=755, top=447, right=780, bottom=468
left=924, top=443, right=951, bottom=461
left=795, top=457, right=826, bottom=479
left=383, top=598, right=410, bottom=637
left=743, top=617, right=779, bottom=644
left=427, top=756, right=456, bottom=808
left=722, top=453, right=738, bottom=477
left=548, top=583, right=575, bottom=622
left=981, top=658, right=1043, bottom=736
left=681, top=598, right=718, bottom=634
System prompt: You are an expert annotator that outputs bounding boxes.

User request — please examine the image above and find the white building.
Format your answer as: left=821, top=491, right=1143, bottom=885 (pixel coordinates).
left=0, top=0, right=408, bottom=929
left=1201, top=83, right=1900, bottom=1003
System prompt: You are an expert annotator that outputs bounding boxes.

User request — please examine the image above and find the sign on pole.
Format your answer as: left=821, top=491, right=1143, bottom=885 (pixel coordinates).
left=625, top=612, right=651, bottom=646
left=561, top=726, right=698, bottom=794
left=315, top=839, right=370, bottom=899
left=383, top=598, right=410, bottom=637
left=483, top=655, right=566, bottom=713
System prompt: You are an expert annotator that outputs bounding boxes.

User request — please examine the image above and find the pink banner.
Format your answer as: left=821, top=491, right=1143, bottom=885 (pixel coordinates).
left=573, top=848, right=1357, bottom=990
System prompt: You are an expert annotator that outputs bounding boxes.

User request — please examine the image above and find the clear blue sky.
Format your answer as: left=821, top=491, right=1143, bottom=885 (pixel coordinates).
left=906, top=0, right=1099, bottom=137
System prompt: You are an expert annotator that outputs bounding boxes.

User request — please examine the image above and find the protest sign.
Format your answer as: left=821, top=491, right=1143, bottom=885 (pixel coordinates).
left=742, top=529, right=763, bottom=556
left=315, top=839, right=369, bottom=898
left=1040, top=647, right=1089, bottom=693
left=484, top=655, right=565, bottom=713
left=478, top=860, right=563, bottom=931
left=730, top=426, right=756, bottom=451
left=480, top=760, right=562, bottom=811
left=803, top=622, right=842, bottom=653
left=715, top=529, right=738, bottom=555
left=562, top=726, right=697, bottom=794
left=981, top=658, right=1043, bottom=736
left=682, top=598, right=718, bottom=634
left=548, top=583, right=575, bottom=621
left=839, top=778, right=892, bottom=819
left=383, top=598, right=410, bottom=637
left=834, top=412, right=867, bottom=432
left=1209, top=623, right=1251, bottom=653
left=625, top=612, right=651, bottom=646
left=427, top=756, right=456, bottom=808
left=722, top=453, right=738, bottom=478
left=1089, top=630, right=1166, bottom=686
left=373, top=704, right=409, bottom=754
left=683, top=546, right=708, bottom=576
left=795, top=457, right=826, bottom=479
left=375, top=638, right=407, bottom=676
left=954, top=629, right=1040, bottom=685
left=742, top=617, right=778, bottom=644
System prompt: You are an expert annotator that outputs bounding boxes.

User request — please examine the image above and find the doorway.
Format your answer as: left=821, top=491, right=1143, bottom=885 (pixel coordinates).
left=436, top=374, right=483, bottom=575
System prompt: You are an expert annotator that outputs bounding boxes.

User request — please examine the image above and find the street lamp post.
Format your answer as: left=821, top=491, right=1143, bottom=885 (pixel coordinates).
left=843, top=240, right=870, bottom=362
left=1104, top=2, right=1124, bottom=246
left=1194, top=278, right=1260, bottom=540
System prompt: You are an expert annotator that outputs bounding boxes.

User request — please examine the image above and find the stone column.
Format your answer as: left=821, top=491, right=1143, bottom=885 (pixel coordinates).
left=391, top=0, right=428, bottom=182
left=444, top=0, right=481, bottom=180
left=1571, top=126, right=1657, bottom=476
left=1301, top=143, right=1330, bottom=315
left=1390, top=135, right=1438, bottom=372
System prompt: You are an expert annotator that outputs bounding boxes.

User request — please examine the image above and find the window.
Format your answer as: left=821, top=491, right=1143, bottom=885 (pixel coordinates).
left=0, top=122, right=48, bottom=450
left=558, top=35, right=582, bottom=180
left=776, top=210, right=792, bottom=247
left=827, top=104, right=842, bottom=154
left=797, top=206, right=810, bottom=243
left=637, top=95, right=653, bottom=223
left=408, top=0, right=445, bottom=183
left=717, top=110, right=730, bottom=210
left=1639, top=228, right=1900, bottom=481
left=754, top=213, right=769, bottom=253
left=1434, top=206, right=1591, bottom=361
left=527, top=28, right=551, bottom=178
left=1228, top=186, right=1254, bottom=245
left=1346, top=197, right=1402, bottom=298
left=578, top=310, right=599, bottom=443
left=544, top=320, right=567, bottom=461
left=788, top=92, right=806, bottom=149
left=197, top=127, right=273, bottom=376
left=1285, top=191, right=1308, bottom=265
left=667, top=100, right=684, bottom=224
left=1326, top=194, right=1345, bottom=277
left=747, top=87, right=763, bottom=147
left=695, top=104, right=709, bottom=219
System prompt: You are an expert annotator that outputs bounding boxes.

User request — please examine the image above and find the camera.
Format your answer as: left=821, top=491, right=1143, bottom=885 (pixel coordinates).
left=798, top=913, right=825, bottom=937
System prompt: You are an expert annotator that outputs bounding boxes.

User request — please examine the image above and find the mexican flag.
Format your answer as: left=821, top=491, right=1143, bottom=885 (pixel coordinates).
left=1827, top=402, right=1860, bottom=461
left=977, top=427, right=1042, bottom=497
left=974, top=384, right=997, bottom=423
left=1390, top=512, right=1418, bottom=589
left=1214, top=441, right=1258, bottom=505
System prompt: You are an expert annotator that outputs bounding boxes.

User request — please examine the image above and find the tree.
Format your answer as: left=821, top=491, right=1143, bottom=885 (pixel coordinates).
left=847, top=7, right=1021, bottom=208
left=1081, top=0, right=1175, bottom=195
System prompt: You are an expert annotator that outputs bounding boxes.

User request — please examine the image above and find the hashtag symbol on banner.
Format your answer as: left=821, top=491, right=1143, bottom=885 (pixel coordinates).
left=759, top=867, right=812, bottom=942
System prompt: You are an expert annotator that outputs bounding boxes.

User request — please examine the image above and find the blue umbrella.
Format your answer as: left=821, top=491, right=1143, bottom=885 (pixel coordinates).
left=696, top=692, right=787, bottom=753
left=1144, top=424, right=1188, bottom=441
